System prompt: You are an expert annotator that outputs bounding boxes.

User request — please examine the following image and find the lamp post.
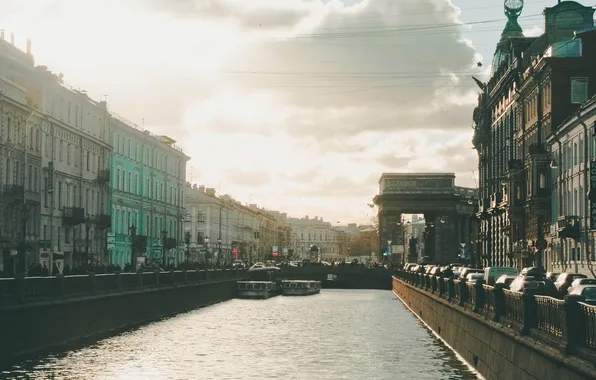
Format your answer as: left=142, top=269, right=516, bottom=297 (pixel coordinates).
left=85, top=214, right=92, bottom=268
left=129, top=224, right=137, bottom=271
left=184, top=224, right=191, bottom=262
left=161, top=229, right=168, bottom=268
left=217, top=237, right=222, bottom=267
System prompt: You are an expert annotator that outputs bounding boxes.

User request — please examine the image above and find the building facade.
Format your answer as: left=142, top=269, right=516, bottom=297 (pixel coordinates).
left=1, top=34, right=112, bottom=274
left=109, top=115, right=189, bottom=269
left=0, top=40, right=42, bottom=274
left=288, top=216, right=347, bottom=261
left=472, top=1, right=596, bottom=268
left=185, top=185, right=290, bottom=265
left=547, top=94, right=596, bottom=276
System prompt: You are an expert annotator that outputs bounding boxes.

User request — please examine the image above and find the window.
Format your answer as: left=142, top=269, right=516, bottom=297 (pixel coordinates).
left=7, top=117, right=11, bottom=140
left=571, top=77, right=588, bottom=104
left=197, top=211, right=205, bottom=222
left=59, top=140, right=63, bottom=161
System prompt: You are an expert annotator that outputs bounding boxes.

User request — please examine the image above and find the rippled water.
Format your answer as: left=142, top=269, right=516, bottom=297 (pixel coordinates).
left=3, top=290, right=480, bottom=380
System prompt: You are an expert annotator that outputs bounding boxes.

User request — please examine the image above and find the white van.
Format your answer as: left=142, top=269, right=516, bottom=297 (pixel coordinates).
left=484, top=266, right=519, bottom=286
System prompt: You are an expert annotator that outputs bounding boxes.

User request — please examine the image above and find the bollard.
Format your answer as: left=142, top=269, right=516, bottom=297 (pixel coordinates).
left=88, top=273, right=96, bottom=295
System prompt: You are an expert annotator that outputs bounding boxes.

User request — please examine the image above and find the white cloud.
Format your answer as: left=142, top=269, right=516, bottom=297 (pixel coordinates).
left=0, top=0, right=483, bottom=223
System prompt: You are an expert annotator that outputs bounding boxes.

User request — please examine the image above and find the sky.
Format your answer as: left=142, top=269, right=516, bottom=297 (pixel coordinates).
left=0, top=0, right=558, bottom=223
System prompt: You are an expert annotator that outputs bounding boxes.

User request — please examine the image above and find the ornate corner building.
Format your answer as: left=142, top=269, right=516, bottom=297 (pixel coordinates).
left=472, top=1, right=596, bottom=268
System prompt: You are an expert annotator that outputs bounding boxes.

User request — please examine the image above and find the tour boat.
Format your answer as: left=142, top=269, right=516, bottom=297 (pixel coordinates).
left=280, top=280, right=321, bottom=296
left=237, top=281, right=277, bottom=299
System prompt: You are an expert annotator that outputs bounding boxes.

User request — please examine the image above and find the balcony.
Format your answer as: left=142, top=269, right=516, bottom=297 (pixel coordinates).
left=96, top=169, right=110, bottom=185
left=132, top=235, right=148, bottom=248
left=164, top=237, right=177, bottom=250
left=557, top=216, right=580, bottom=240
left=2, top=184, right=24, bottom=199
left=62, top=207, right=86, bottom=226
left=94, top=214, right=112, bottom=229
left=490, top=193, right=503, bottom=209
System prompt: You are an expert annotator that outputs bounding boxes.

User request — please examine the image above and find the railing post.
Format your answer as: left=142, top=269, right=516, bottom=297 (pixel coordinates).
left=458, top=280, right=467, bottom=306
left=57, top=274, right=65, bottom=298
left=521, top=289, right=538, bottom=335
left=447, top=278, right=455, bottom=301
left=137, top=271, right=144, bottom=289
left=493, top=283, right=506, bottom=322
left=88, top=273, right=96, bottom=295
left=563, top=295, right=584, bottom=354
left=473, top=282, right=485, bottom=313
left=115, top=271, right=123, bottom=292
left=438, top=277, right=445, bottom=297
left=15, top=275, right=26, bottom=304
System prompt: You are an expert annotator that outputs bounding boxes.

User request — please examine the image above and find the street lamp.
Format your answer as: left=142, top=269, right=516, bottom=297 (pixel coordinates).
left=129, top=224, right=137, bottom=271
left=161, top=229, right=168, bottom=268
left=85, top=214, right=92, bottom=268
left=217, top=237, right=222, bottom=267
left=184, top=224, right=191, bottom=262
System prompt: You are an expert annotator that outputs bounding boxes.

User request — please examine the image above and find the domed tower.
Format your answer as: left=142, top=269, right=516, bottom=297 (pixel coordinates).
left=491, top=0, right=525, bottom=76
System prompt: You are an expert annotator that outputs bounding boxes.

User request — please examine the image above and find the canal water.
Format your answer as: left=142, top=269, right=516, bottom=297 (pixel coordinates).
left=3, top=290, right=481, bottom=380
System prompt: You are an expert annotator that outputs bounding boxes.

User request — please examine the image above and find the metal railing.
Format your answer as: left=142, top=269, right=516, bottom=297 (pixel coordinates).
left=392, top=270, right=596, bottom=357
left=0, top=269, right=244, bottom=307
left=579, top=302, right=596, bottom=349
left=535, top=296, right=566, bottom=338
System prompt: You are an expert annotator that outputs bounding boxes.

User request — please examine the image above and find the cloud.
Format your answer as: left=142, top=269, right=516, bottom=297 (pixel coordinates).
left=1, top=0, right=484, bottom=224
left=223, top=168, right=272, bottom=187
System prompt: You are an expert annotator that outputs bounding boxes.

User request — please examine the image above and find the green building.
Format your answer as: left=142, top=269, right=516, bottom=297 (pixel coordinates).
left=108, top=113, right=189, bottom=268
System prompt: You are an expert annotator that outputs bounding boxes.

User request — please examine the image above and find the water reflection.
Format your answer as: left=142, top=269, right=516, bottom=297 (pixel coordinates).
left=3, top=290, right=480, bottom=380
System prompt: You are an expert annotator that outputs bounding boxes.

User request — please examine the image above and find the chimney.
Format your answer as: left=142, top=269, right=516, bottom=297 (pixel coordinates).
left=10, top=33, right=14, bottom=45
left=26, top=39, right=31, bottom=55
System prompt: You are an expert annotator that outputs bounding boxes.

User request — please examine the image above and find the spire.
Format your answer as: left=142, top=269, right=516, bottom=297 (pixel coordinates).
left=491, top=0, right=525, bottom=76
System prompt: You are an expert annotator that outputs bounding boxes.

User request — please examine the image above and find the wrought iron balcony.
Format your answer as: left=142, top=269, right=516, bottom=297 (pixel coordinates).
left=132, top=235, right=148, bottom=248
left=490, top=193, right=503, bottom=209
left=96, top=169, right=110, bottom=185
left=2, top=184, right=24, bottom=198
left=557, top=216, right=580, bottom=240
left=94, top=214, right=112, bottom=229
left=62, top=207, right=86, bottom=226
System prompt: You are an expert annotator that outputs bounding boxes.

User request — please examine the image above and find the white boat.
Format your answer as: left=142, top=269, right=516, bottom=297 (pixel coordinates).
left=280, top=280, right=321, bottom=296
left=237, top=281, right=277, bottom=299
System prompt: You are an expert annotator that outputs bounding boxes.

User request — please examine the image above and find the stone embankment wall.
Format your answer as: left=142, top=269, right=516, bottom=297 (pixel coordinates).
left=0, top=279, right=238, bottom=364
left=280, top=267, right=392, bottom=290
left=393, top=277, right=596, bottom=380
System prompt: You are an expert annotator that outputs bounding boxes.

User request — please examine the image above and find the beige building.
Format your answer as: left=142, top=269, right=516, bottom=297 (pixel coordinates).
left=288, top=216, right=347, bottom=261
left=184, top=185, right=288, bottom=265
left=0, top=34, right=111, bottom=273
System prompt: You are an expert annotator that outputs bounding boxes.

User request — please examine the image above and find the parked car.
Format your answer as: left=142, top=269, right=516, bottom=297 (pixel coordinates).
left=484, top=266, right=519, bottom=286
left=465, top=273, right=485, bottom=286
left=232, top=260, right=246, bottom=270
left=568, top=285, right=596, bottom=305
left=509, top=267, right=557, bottom=296
left=495, top=274, right=517, bottom=287
left=554, top=273, right=587, bottom=297
left=459, top=267, right=483, bottom=280
left=567, top=278, right=596, bottom=294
